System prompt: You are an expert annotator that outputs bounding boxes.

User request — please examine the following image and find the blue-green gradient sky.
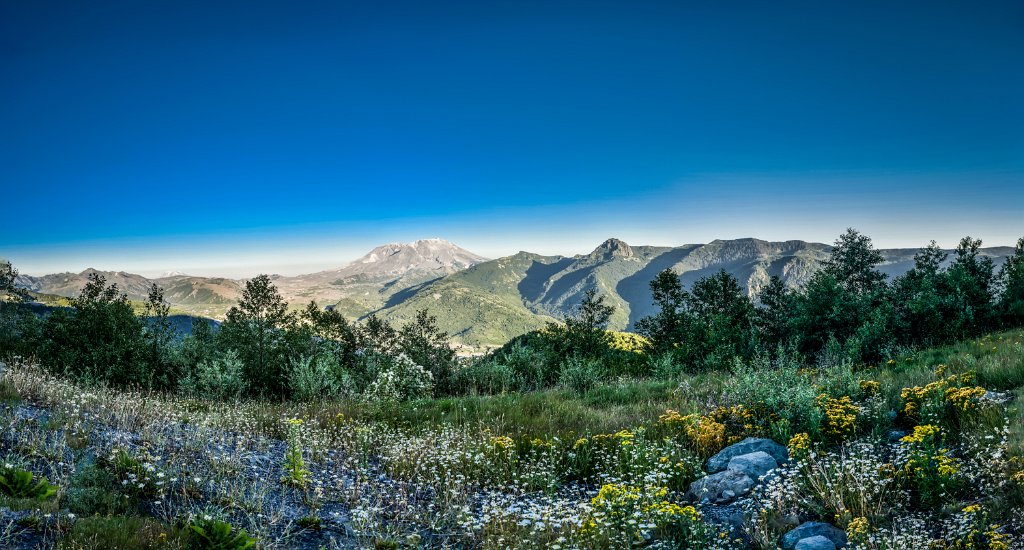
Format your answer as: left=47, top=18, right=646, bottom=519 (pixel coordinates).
left=2, top=0, right=1022, bottom=277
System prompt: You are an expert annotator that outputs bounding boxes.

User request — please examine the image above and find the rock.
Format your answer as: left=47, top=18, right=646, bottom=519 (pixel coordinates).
left=887, top=430, right=907, bottom=443
left=686, top=469, right=756, bottom=504
left=727, top=451, right=778, bottom=479
left=707, top=437, right=789, bottom=473
left=781, top=522, right=848, bottom=549
left=795, top=535, right=838, bottom=550
left=983, top=391, right=1014, bottom=405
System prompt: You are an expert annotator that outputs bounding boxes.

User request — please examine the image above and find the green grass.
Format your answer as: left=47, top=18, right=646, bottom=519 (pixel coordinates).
left=56, top=516, right=186, bottom=550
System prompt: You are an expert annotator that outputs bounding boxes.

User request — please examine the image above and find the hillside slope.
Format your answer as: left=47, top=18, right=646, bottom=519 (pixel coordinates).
left=368, top=238, right=1014, bottom=349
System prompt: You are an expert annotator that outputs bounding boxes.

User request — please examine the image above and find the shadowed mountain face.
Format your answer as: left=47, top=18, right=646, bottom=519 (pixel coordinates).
left=12, top=238, right=1015, bottom=349
left=368, top=238, right=1015, bottom=349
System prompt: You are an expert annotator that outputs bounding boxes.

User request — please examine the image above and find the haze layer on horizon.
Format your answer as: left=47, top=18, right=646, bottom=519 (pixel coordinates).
left=2, top=1, right=1022, bottom=278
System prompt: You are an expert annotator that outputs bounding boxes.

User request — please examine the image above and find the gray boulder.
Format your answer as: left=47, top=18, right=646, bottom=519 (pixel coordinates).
left=686, top=469, right=755, bottom=504
left=781, top=522, right=847, bottom=549
left=795, top=536, right=837, bottom=550
left=727, top=451, right=778, bottom=479
left=707, top=437, right=789, bottom=473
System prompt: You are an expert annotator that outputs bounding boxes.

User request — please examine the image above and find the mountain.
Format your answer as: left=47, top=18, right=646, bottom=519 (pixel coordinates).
left=272, top=238, right=488, bottom=317
left=366, top=238, right=1015, bottom=349
left=10, top=237, right=1016, bottom=350
left=13, top=238, right=488, bottom=320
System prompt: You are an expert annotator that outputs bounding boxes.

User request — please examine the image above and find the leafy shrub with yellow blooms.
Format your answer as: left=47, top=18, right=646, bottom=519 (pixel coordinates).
left=858, top=379, right=881, bottom=396
left=658, top=405, right=771, bottom=458
left=817, top=394, right=860, bottom=441
left=900, top=367, right=989, bottom=430
left=899, top=424, right=962, bottom=508
left=582, top=483, right=713, bottom=548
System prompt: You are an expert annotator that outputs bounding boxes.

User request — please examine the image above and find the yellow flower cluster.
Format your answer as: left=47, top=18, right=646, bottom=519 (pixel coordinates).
left=953, top=505, right=1011, bottom=550
left=858, top=380, right=881, bottom=396
left=590, top=483, right=667, bottom=509
left=787, top=432, right=811, bottom=460
left=490, top=435, right=514, bottom=450
left=945, top=386, right=987, bottom=412
left=1010, top=470, right=1024, bottom=485
left=607, top=331, right=652, bottom=354
left=817, top=394, right=859, bottom=438
left=901, top=424, right=942, bottom=445
left=846, top=516, right=870, bottom=544
left=901, top=371, right=982, bottom=419
left=643, top=501, right=700, bottom=522
left=592, top=429, right=637, bottom=447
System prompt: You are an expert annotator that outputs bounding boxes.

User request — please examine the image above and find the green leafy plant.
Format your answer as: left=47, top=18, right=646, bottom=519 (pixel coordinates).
left=188, top=517, right=256, bottom=550
left=282, top=418, right=309, bottom=488
left=0, top=465, right=57, bottom=500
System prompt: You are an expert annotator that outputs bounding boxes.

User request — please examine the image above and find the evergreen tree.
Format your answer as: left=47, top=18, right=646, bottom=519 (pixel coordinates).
left=561, top=288, right=615, bottom=360
left=791, top=229, right=891, bottom=362
left=823, top=228, right=887, bottom=294
left=998, top=237, right=1024, bottom=325
left=891, top=241, right=950, bottom=345
left=635, top=269, right=690, bottom=353
left=945, top=236, right=996, bottom=336
left=685, top=270, right=756, bottom=370
left=754, top=275, right=793, bottom=349
left=143, top=283, right=178, bottom=390
left=220, top=274, right=292, bottom=397
left=399, top=309, right=457, bottom=395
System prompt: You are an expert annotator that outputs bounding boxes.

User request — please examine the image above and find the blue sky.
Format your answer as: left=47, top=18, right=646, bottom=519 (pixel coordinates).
left=2, top=0, right=1022, bottom=277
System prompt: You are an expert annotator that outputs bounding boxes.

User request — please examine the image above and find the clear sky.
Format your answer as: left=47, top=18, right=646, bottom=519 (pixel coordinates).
left=2, top=0, right=1022, bottom=277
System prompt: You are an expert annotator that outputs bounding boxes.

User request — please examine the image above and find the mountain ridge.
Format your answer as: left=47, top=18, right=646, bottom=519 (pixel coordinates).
left=10, top=237, right=1016, bottom=349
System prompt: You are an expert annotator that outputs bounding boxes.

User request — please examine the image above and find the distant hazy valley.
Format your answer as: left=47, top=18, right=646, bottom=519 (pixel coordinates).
left=13, top=237, right=1015, bottom=349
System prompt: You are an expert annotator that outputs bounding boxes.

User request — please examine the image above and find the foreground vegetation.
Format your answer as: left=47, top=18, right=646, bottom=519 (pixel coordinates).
left=1, top=228, right=1023, bottom=547
left=0, top=328, right=1022, bottom=548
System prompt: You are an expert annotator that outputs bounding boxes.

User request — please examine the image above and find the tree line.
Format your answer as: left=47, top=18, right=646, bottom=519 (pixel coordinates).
left=2, top=228, right=1024, bottom=400
left=466, top=230, right=1024, bottom=393
left=0, top=266, right=457, bottom=402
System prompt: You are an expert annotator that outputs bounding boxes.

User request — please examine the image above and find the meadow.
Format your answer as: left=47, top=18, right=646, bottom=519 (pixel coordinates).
left=1, top=329, right=1022, bottom=549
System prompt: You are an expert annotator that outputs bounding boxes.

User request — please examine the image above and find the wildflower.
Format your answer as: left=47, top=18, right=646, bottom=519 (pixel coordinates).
left=859, top=380, right=881, bottom=396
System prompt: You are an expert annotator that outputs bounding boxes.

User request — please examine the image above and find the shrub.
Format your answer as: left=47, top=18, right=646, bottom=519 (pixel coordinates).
left=364, top=354, right=433, bottom=403
left=558, top=355, right=603, bottom=394
left=454, top=360, right=515, bottom=395
left=188, top=517, right=256, bottom=550
left=288, top=353, right=351, bottom=401
left=898, top=425, right=961, bottom=508
left=727, top=355, right=823, bottom=440
left=648, top=352, right=684, bottom=380
left=582, top=483, right=713, bottom=548
left=180, top=350, right=246, bottom=401
left=817, top=394, right=859, bottom=441
left=900, top=367, right=989, bottom=432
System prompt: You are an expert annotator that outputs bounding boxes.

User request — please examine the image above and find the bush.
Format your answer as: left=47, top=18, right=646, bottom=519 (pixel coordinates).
left=727, top=354, right=823, bottom=440
left=288, top=353, right=351, bottom=401
left=500, top=339, right=551, bottom=391
left=188, top=517, right=255, bottom=549
left=179, top=350, right=245, bottom=401
left=364, top=354, right=434, bottom=403
left=558, top=355, right=603, bottom=394
left=454, top=360, right=515, bottom=395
